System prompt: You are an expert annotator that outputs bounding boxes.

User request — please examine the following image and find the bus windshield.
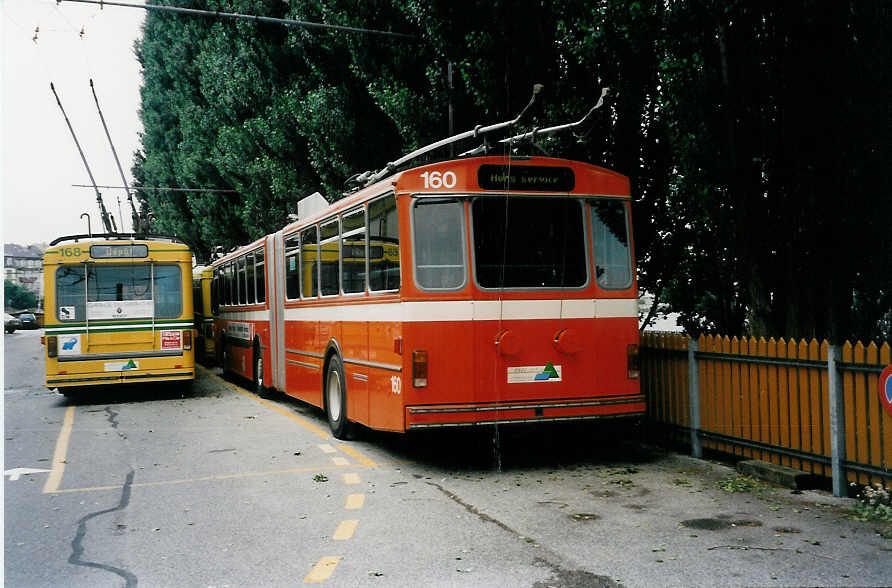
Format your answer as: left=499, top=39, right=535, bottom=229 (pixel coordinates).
left=472, top=197, right=587, bottom=289
left=56, top=264, right=182, bottom=321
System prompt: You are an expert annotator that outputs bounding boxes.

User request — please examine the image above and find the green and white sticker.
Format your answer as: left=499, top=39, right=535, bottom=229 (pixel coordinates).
left=507, top=363, right=562, bottom=383
left=104, top=359, right=139, bottom=372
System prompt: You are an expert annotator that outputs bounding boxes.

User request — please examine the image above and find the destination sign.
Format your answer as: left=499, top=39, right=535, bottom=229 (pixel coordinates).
left=90, top=244, right=149, bottom=259
left=477, top=165, right=575, bottom=192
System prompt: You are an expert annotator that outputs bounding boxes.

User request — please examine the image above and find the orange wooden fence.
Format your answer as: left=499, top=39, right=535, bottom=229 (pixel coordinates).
left=641, top=333, right=892, bottom=491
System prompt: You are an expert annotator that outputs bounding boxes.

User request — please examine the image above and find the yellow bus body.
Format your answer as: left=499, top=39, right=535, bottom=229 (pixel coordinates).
left=192, top=265, right=215, bottom=362
left=43, top=238, right=195, bottom=389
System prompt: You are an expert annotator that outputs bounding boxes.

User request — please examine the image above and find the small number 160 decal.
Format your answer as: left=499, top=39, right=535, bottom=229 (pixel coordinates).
left=420, top=170, right=457, bottom=189
left=390, top=375, right=402, bottom=395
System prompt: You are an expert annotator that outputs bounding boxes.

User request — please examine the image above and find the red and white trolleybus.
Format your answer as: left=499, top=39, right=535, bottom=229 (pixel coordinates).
left=213, top=90, right=643, bottom=439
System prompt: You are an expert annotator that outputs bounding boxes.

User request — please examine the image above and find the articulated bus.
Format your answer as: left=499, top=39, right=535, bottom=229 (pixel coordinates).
left=43, top=235, right=195, bottom=392
left=192, top=265, right=215, bottom=363
left=213, top=155, right=642, bottom=438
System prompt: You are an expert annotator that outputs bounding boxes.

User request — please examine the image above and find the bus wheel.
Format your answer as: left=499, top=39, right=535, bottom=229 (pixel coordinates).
left=325, top=356, right=354, bottom=440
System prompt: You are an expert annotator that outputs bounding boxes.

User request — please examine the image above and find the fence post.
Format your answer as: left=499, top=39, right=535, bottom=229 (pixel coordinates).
left=688, top=338, right=702, bottom=458
left=828, top=345, right=848, bottom=497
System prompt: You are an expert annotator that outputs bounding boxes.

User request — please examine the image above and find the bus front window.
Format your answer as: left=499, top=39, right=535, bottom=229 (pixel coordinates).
left=591, top=200, right=632, bottom=290
left=472, top=197, right=587, bottom=289
left=74, top=264, right=183, bottom=320
left=56, top=266, right=86, bottom=321
left=413, top=199, right=466, bottom=290
left=153, top=265, right=183, bottom=318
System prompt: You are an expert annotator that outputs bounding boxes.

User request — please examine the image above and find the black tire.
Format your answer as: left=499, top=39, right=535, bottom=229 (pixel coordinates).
left=325, top=355, right=354, bottom=440
left=220, top=335, right=229, bottom=375
left=59, top=387, right=78, bottom=398
left=253, top=347, right=268, bottom=397
left=174, top=379, right=193, bottom=397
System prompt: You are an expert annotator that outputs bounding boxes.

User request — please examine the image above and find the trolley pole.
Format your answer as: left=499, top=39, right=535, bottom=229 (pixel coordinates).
left=51, top=83, right=115, bottom=234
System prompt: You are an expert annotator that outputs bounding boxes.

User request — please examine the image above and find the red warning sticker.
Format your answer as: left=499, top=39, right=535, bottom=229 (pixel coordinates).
left=161, top=330, right=182, bottom=350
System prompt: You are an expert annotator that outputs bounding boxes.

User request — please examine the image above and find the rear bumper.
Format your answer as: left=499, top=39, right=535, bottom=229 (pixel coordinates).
left=47, top=368, right=194, bottom=388
left=405, top=394, right=645, bottom=430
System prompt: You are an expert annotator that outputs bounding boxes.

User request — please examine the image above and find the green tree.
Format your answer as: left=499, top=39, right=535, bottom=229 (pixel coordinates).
left=5, top=281, right=37, bottom=311
left=133, top=0, right=890, bottom=342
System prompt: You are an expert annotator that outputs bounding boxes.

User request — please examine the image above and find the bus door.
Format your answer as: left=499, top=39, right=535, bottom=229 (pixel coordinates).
left=470, top=195, right=591, bottom=404
left=339, top=208, right=369, bottom=425
left=268, top=232, right=286, bottom=392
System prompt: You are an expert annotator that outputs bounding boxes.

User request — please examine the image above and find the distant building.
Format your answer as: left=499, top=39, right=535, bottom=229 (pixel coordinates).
left=4, top=243, right=45, bottom=299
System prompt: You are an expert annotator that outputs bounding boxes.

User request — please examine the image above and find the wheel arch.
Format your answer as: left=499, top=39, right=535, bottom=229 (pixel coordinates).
left=253, top=335, right=263, bottom=374
left=322, top=338, right=343, bottom=411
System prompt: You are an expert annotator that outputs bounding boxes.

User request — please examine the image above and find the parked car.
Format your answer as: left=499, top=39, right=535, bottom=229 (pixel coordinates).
left=17, top=313, right=37, bottom=329
left=5, top=313, right=21, bottom=333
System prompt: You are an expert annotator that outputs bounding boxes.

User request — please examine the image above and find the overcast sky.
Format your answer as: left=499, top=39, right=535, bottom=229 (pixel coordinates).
left=2, top=0, right=146, bottom=246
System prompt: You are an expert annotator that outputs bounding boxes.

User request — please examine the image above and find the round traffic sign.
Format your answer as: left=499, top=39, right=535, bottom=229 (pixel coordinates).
left=880, top=365, right=892, bottom=417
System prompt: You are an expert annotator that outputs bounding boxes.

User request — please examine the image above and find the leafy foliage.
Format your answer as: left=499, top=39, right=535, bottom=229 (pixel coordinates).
left=133, top=0, right=890, bottom=342
left=716, top=474, right=771, bottom=495
left=4, top=280, right=38, bottom=311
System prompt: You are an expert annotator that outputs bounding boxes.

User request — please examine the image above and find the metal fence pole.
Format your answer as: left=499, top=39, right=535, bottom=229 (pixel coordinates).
left=828, top=345, right=848, bottom=497
left=688, top=339, right=702, bottom=458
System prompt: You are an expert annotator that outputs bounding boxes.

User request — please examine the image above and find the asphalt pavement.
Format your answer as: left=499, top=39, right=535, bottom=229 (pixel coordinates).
left=4, top=328, right=891, bottom=587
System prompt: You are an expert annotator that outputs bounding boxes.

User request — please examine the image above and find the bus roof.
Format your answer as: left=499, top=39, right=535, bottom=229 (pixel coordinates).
left=212, top=156, right=630, bottom=264
left=48, top=233, right=188, bottom=246
left=283, top=156, right=629, bottom=232
left=44, top=236, right=191, bottom=264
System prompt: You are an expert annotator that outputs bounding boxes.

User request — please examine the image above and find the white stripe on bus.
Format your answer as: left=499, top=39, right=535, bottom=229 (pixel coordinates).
left=280, top=298, right=638, bottom=323
left=47, top=322, right=190, bottom=332
left=217, top=310, right=271, bottom=321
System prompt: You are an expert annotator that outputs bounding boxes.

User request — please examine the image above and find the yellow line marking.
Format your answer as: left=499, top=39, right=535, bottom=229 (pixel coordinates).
left=343, top=473, right=361, bottom=485
left=336, top=443, right=378, bottom=467
left=43, top=406, right=75, bottom=494
left=318, top=443, right=337, bottom=454
left=345, top=494, right=365, bottom=510
left=332, top=519, right=359, bottom=541
left=331, top=456, right=349, bottom=466
left=47, top=463, right=357, bottom=494
left=304, top=556, right=341, bottom=583
left=198, top=366, right=330, bottom=439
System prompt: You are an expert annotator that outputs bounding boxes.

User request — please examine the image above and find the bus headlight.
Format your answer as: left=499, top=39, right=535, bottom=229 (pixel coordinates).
left=47, top=335, right=58, bottom=358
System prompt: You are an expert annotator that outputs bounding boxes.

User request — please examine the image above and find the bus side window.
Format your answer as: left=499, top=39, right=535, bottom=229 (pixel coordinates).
left=369, top=194, right=400, bottom=292
left=246, top=252, right=256, bottom=304
left=300, top=227, right=319, bottom=298
left=341, top=208, right=366, bottom=294
left=211, top=271, right=220, bottom=313
left=320, top=219, right=339, bottom=296
left=225, top=262, right=233, bottom=306
left=255, top=248, right=266, bottom=303
left=237, top=255, right=247, bottom=305
left=285, top=235, right=300, bottom=299
left=193, top=280, right=202, bottom=313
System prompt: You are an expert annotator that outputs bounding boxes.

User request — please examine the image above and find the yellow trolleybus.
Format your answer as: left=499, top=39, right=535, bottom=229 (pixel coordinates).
left=43, top=234, right=195, bottom=392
